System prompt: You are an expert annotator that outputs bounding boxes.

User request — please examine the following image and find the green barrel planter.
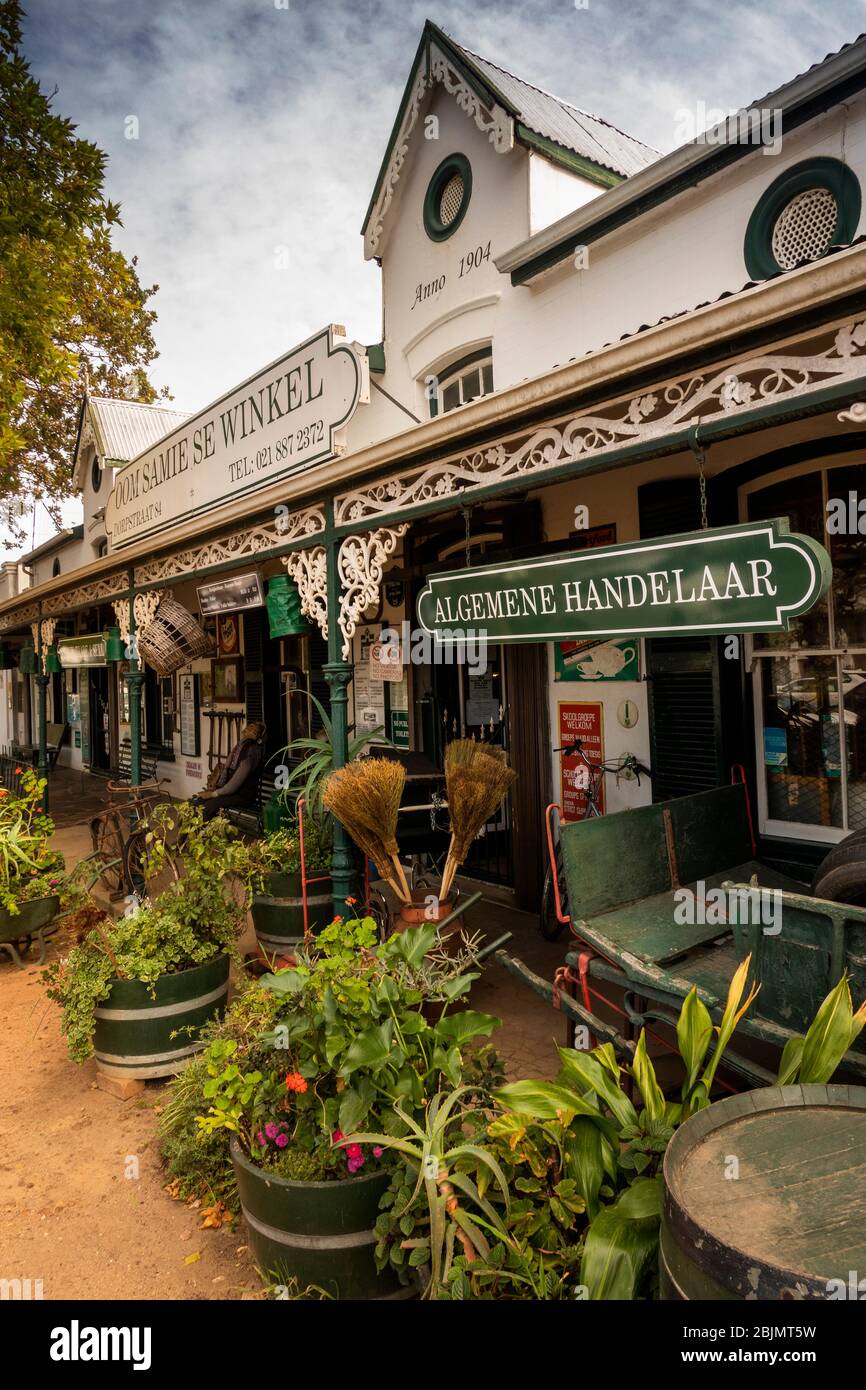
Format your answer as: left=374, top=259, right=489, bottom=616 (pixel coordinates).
left=0, top=894, right=60, bottom=966
left=93, top=954, right=230, bottom=1080
left=231, top=1139, right=408, bottom=1300
left=251, top=870, right=332, bottom=954
left=661, top=1084, right=866, bottom=1300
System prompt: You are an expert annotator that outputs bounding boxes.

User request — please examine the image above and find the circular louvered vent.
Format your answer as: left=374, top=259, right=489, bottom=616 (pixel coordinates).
left=771, top=187, right=838, bottom=270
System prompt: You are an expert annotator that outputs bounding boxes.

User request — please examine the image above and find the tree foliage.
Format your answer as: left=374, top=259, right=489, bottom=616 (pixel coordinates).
left=0, top=0, right=165, bottom=539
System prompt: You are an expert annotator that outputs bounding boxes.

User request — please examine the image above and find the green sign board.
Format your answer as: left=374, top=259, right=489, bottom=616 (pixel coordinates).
left=417, top=520, right=831, bottom=645
left=389, top=709, right=410, bottom=748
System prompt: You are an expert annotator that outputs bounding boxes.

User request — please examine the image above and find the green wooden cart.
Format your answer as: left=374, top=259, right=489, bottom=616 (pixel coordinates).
left=496, top=782, right=866, bottom=1086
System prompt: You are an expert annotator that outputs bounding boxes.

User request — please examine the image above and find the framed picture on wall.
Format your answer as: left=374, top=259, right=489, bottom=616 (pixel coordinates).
left=211, top=656, right=244, bottom=703
left=200, top=668, right=213, bottom=706
left=217, top=613, right=240, bottom=656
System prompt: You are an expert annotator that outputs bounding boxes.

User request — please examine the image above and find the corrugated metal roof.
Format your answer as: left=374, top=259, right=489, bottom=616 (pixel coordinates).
left=88, top=396, right=190, bottom=463
left=442, top=30, right=658, bottom=178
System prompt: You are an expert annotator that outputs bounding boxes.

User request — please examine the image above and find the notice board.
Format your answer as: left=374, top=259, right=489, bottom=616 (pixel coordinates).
left=558, top=700, right=604, bottom=821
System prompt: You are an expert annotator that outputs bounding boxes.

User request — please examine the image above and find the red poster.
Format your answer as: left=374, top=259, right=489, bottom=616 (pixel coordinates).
left=559, top=701, right=604, bottom=822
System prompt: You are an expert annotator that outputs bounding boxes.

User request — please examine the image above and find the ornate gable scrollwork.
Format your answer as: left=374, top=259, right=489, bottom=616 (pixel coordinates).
left=365, top=42, right=513, bottom=257
left=283, top=546, right=328, bottom=642
left=134, top=505, right=325, bottom=586
left=336, top=317, right=866, bottom=524
left=338, top=526, right=408, bottom=661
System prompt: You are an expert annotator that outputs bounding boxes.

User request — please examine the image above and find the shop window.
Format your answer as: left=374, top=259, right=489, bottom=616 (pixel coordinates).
left=748, top=460, right=866, bottom=840
left=428, top=349, right=493, bottom=419
left=423, top=153, right=472, bottom=242
left=744, top=158, right=861, bottom=280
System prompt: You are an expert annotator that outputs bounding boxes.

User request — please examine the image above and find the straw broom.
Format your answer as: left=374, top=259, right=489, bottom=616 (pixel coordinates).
left=440, top=752, right=517, bottom=901
left=323, top=759, right=411, bottom=902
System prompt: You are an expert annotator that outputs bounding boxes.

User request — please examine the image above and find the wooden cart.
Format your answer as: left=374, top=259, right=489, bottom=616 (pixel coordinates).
left=496, top=782, right=866, bottom=1085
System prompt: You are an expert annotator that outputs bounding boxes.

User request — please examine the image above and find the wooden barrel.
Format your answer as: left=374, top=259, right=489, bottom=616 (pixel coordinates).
left=230, top=1139, right=409, bottom=1299
left=93, top=954, right=230, bottom=1080
left=251, top=871, right=332, bottom=953
left=661, top=1084, right=866, bottom=1300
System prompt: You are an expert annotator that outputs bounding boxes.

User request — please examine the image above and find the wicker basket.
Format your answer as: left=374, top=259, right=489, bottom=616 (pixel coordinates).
left=138, top=595, right=215, bottom=676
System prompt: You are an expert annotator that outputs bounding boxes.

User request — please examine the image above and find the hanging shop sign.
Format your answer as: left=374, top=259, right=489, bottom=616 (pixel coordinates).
left=197, top=572, right=264, bottom=616
left=105, top=326, right=367, bottom=549
left=58, top=635, right=108, bottom=668
left=178, top=673, right=201, bottom=758
left=417, top=521, right=832, bottom=644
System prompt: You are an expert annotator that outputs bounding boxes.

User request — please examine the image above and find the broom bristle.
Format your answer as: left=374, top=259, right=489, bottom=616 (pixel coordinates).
left=447, top=755, right=517, bottom=866
left=323, top=767, right=398, bottom=884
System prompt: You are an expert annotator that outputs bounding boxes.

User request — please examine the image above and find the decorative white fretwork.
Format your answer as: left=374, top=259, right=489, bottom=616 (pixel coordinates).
left=364, top=42, right=513, bottom=257
left=133, top=591, right=162, bottom=634
left=337, top=318, right=866, bottom=524
left=41, top=572, right=127, bottom=619
left=283, top=547, right=328, bottom=642
left=338, top=526, right=408, bottom=661
left=30, top=619, right=56, bottom=655
left=134, top=506, right=325, bottom=586
left=112, top=599, right=131, bottom=644
left=838, top=402, right=866, bottom=424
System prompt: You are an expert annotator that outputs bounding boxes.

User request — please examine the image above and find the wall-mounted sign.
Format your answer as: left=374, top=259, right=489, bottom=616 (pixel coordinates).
left=389, top=709, right=410, bottom=748
left=105, top=326, right=367, bottom=549
left=417, top=521, right=831, bottom=644
left=555, top=638, right=639, bottom=682
left=178, top=673, right=200, bottom=757
left=559, top=702, right=603, bottom=822
left=58, top=635, right=107, bottom=668
left=197, top=572, right=264, bottom=616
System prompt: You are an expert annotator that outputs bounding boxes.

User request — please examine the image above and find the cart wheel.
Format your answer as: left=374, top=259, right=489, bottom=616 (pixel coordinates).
left=16, top=935, right=33, bottom=957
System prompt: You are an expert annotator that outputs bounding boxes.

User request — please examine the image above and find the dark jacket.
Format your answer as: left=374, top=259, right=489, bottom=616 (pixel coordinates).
left=214, top=738, right=263, bottom=805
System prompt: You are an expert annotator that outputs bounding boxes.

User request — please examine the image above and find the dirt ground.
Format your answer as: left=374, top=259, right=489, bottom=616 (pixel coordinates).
left=0, top=823, right=564, bottom=1301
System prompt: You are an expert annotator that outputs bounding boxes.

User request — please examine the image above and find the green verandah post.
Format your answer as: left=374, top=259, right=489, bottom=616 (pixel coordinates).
left=323, top=504, right=355, bottom=915
left=125, top=575, right=144, bottom=787
left=35, top=610, right=49, bottom=813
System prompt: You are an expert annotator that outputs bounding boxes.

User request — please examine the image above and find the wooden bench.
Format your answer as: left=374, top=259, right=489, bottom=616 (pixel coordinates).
left=115, top=738, right=160, bottom=786
left=224, top=768, right=279, bottom=836
left=11, top=722, right=68, bottom=769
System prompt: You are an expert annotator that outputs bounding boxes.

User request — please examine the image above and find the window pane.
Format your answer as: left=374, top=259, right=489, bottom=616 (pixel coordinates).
left=826, top=463, right=866, bottom=647
left=842, top=659, right=866, bottom=832
left=748, top=472, right=830, bottom=648
left=481, top=363, right=494, bottom=394
left=762, top=653, right=844, bottom=828
left=461, top=368, right=482, bottom=404
left=442, top=381, right=460, bottom=413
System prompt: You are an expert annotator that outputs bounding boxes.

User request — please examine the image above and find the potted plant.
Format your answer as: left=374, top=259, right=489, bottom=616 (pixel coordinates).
left=196, top=912, right=499, bottom=1298
left=240, top=815, right=333, bottom=956
left=0, top=769, right=69, bottom=964
left=43, top=803, right=256, bottom=1078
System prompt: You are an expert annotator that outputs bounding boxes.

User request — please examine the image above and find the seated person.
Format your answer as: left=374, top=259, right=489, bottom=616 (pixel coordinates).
left=192, top=721, right=266, bottom=822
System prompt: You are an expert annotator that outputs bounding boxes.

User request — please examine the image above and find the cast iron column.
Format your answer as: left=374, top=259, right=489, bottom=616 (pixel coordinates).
left=125, top=580, right=144, bottom=787
left=323, top=518, right=354, bottom=914
left=35, top=615, right=49, bottom=813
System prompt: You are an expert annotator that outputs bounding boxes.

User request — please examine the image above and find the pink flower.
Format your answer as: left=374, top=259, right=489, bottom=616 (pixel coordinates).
left=274, top=1133, right=288, bottom=1148
left=373, top=1146, right=384, bottom=1158
left=256, top=1131, right=266, bottom=1147
left=331, top=1129, right=344, bottom=1145
left=264, top=1122, right=279, bottom=1140
left=347, top=1156, right=364, bottom=1174
left=346, top=1143, right=363, bottom=1162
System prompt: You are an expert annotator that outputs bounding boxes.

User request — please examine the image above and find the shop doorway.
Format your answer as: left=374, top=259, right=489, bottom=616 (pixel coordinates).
left=88, top=666, right=110, bottom=770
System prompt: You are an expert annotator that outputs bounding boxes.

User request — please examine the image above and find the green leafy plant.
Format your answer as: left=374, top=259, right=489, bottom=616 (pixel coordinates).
left=273, top=693, right=391, bottom=817
left=232, top=814, right=332, bottom=888
left=0, top=768, right=64, bottom=913
left=43, top=804, right=258, bottom=1064
left=776, top=973, right=866, bottom=1084
left=196, top=914, right=500, bottom=1179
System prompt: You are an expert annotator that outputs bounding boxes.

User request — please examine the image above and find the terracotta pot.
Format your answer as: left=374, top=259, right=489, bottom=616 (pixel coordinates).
left=394, top=890, right=454, bottom=934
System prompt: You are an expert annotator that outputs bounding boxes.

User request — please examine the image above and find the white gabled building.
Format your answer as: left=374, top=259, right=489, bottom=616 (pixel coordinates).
left=3, top=20, right=866, bottom=910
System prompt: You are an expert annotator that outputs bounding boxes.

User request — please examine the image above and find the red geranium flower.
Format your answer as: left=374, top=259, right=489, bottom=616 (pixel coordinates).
left=285, top=1071, right=308, bottom=1094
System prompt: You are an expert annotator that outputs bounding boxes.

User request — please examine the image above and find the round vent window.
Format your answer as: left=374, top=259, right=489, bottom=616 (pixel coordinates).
left=424, top=154, right=472, bottom=242
left=744, top=158, right=860, bottom=280
left=771, top=186, right=838, bottom=270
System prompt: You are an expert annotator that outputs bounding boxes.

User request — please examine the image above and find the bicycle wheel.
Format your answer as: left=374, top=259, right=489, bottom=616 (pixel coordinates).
left=123, top=826, right=150, bottom=898
left=539, top=846, right=568, bottom=941
left=90, top=813, right=126, bottom=894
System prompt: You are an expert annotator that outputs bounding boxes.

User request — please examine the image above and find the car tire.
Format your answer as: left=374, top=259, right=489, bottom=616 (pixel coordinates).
left=811, top=830, right=866, bottom=894
left=812, top=852, right=866, bottom=907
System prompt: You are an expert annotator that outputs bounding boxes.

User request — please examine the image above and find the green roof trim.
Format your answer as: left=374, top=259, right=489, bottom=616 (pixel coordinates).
left=516, top=125, right=623, bottom=190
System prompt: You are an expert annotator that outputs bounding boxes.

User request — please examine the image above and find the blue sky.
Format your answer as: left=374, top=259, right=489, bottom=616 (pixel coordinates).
left=15, top=0, right=866, bottom=546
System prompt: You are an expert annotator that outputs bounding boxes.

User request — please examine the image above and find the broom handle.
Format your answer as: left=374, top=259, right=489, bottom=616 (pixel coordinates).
left=391, top=853, right=411, bottom=903
left=440, top=848, right=457, bottom=902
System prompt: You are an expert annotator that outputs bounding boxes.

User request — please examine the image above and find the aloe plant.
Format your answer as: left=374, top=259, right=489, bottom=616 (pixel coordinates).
left=272, top=693, right=392, bottom=817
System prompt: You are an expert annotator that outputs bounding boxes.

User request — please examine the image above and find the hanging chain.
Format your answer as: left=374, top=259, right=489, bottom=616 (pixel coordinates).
left=690, top=428, right=709, bottom=530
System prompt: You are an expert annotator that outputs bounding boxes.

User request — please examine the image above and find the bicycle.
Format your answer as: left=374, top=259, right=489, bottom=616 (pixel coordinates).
left=539, top=741, right=651, bottom=941
left=89, top=777, right=170, bottom=897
